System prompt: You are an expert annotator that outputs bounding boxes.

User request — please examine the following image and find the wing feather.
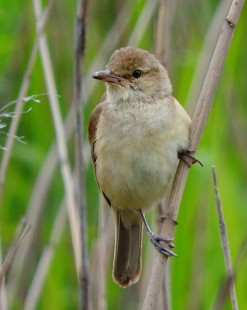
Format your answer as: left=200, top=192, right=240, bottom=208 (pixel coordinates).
left=88, top=99, right=111, bottom=206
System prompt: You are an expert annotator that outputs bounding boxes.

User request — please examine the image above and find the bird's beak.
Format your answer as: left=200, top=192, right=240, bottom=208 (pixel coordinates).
left=92, top=70, right=124, bottom=85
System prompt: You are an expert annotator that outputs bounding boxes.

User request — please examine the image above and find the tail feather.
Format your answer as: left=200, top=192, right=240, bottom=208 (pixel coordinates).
left=113, top=210, right=143, bottom=288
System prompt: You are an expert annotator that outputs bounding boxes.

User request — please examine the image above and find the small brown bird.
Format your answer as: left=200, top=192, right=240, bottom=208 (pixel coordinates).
left=88, top=47, right=192, bottom=288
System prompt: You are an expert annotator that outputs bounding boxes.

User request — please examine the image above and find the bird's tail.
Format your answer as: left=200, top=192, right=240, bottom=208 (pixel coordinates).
left=113, top=210, right=143, bottom=288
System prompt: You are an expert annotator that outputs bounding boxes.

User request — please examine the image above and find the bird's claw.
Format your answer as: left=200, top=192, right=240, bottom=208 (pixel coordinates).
left=148, top=232, right=177, bottom=257
left=139, top=209, right=177, bottom=257
left=178, top=149, right=203, bottom=168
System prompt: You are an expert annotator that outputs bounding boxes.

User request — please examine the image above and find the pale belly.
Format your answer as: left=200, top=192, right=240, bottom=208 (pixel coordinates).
left=94, top=100, right=190, bottom=211
left=95, top=132, right=178, bottom=211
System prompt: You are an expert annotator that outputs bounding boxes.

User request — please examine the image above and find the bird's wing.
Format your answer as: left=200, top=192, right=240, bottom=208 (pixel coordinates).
left=88, top=98, right=112, bottom=206
left=88, top=98, right=107, bottom=167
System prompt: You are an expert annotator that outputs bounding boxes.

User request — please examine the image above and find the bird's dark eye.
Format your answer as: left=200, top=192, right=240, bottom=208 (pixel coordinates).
left=132, top=69, right=143, bottom=79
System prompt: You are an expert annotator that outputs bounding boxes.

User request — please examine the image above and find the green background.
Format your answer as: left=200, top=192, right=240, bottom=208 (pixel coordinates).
left=0, top=0, right=246, bottom=309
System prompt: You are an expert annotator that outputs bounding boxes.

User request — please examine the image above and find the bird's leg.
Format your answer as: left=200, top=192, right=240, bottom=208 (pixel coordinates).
left=139, top=209, right=176, bottom=257
left=178, top=149, right=203, bottom=168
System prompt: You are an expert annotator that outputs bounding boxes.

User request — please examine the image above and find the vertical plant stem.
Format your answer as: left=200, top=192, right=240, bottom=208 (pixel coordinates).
left=97, top=195, right=106, bottom=310
left=187, top=195, right=208, bottom=310
left=155, top=0, right=170, bottom=66
left=212, top=166, right=238, bottom=310
left=154, top=1, right=173, bottom=306
left=142, top=1, right=245, bottom=309
left=212, top=235, right=247, bottom=309
left=32, top=0, right=81, bottom=272
left=24, top=204, right=66, bottom=310
left=128, top=0, right=159, bottom=46
left=0, top=220, right=30, bottom=285
left=0, top=222, right=30, bottom=308
left=74, top=0, right=89, bottom=309
left=185, top=0, right=232, bottom=114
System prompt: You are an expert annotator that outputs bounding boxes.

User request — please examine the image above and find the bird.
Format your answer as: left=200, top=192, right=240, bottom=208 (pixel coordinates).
left=88, top=46, right=193, bottom=288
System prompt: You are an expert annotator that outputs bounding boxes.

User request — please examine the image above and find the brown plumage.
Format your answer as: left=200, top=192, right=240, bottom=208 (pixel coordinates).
left=88, top=46, right=191, bottom=287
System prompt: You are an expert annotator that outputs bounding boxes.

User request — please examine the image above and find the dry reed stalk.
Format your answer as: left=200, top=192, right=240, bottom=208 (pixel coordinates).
left=7, top=145, right=62, bottom=301
left=212, top=166, right=238, bottom=310
left=155, top=0, right=170, bottom=66
left=89, top=208, right=115, bottom=310
left=187, top=195, right=208, bottom=310
left=74, top=0, right=89, bottom=308
left=32, top=0, right=81, bottom=272
left=96, top=196, right=107, bottom=310
left=153, top=0, right=176, bottom=302
left=211, top=234, right=247, bottom=310
left=128, top=0, right=159, bottom=47
left=0, top=220, right=30, bottom=287
left=0, top=220, right=30, bottom=309
left=142, top=1, right=246, bottom=309
left=23, top=204, right=66, bottom=310
left=186, top=0, right=232, bottom=114
left=160, top=261, right=171, bottom=310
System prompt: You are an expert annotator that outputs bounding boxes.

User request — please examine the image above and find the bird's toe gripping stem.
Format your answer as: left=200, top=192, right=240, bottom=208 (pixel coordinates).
left=178, top=149, right=203, bottom=168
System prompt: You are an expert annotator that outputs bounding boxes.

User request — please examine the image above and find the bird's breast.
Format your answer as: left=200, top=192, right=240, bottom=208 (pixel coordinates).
left=95, top=101, right=189, bottom=211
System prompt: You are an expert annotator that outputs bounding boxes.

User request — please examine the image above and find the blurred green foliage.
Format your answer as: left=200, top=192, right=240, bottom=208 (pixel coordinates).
left=0, top=0, right=246, bottom=309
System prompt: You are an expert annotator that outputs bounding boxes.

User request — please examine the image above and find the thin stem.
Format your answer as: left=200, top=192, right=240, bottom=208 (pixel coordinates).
left=155, top=0, right=170, bottom=66
left=212, top=166, right=238, bottom=310
left=186, top=0, right=232, bottom=114
left=97, top=195, right=107, bottom=310
left=128, top=0, right=159, bottom=46
left=32, top=0, right=81, bottom=273
left=212, top=235, right=247, bottom=309
left=0, top=220, right=30, bottom=284
left=24, top=204, right=66, bottom=310
left=74, top=0, right=89, bottom=309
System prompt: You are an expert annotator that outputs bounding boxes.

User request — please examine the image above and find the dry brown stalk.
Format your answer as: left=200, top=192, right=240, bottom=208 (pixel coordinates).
left=212, top=166, right=238, bottom=310
left=24, top=204, right=66, bottom=310
left=155, top=0, right=170, bottom=66
left=32, top=0, right=81, bottom=273
left=213, top=235, right=247, bottom=309
left=74, top=0, right=89, bottom=309
left=186, top=0, right=232, bottom=114
left=142, top=1, right=246, bottom=309
left=128, top=0, right=159, bottom=46
left=0, top=220, right=30, bottom=288
left=89, top=207, right=114, bottom=310
left=187, top=195, right=208, bottom=310
left=97, top=196, right=107, bottom=310
left=0, top=220, right=30, bottom=309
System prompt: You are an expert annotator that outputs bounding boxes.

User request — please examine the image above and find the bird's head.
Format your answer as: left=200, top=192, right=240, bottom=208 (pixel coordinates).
left=93, top=47, right=172, bottom=105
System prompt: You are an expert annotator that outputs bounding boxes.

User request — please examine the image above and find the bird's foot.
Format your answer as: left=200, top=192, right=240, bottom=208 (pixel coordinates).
left=178, top=149, right=203, bottom=168
left=148, top=231, right=176, bottom=257
left=139, top=209, right=176, bottom=257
